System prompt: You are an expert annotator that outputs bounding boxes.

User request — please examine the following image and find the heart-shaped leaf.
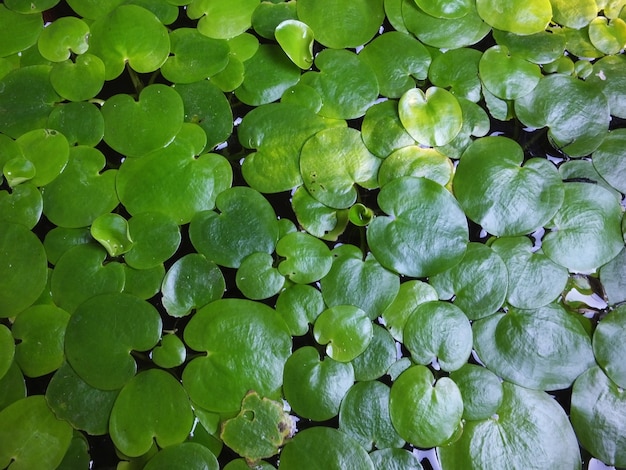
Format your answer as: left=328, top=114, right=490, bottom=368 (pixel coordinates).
left=90, top=213, right=133, bottom=257
left=276, top=231, right=333, bottom=284
left=188, top=0, right=259, bottom=39
left=476, top=0, right=552, bottom=34
left=351, top=324, right=397, bottom=381
left=381, top=280, right=438, bottom=341
left=143, top=443, right=219, bottom=470
left=236, top=252, right=285, bottom=300
left=478, top=45, right=541, bottom=100
left=275, top=20, right=314, bottom=69
left=49, top=54, right=105, bottom=102
left=314, top=305, right=373, bottom=362
left=0, top=183, right=42, bottom=229
left=37, top=16, right=89, bottom=62
left=275, top=284, right=325, bottom=336
left=449, top=364, right=503, bottom=421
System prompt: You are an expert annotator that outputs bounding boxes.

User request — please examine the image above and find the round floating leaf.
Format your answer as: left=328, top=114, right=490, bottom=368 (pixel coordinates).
left=43, top=227, right=91, bottom=265
left=12, top=305, right=69, bottom=378
left=122, top=264, right=164, bottom=300
left=46, top=362, right=120, bottom=436
left=275, top=284, right=325, bottom=336
left=296, top=0, right=384, bottom=48
left=189, top=0, right=258, bottom=39
left=161, top=253, right=225, bottom=318
left=492, top=29, right=566, bottom=64
left=589, top=16, right=626, bottom=55
left=0, top=325, right=14, bottom=381
left=224, top=459, right=274, bottom=470
left=321, top=247, right=400, bottom=319
left=251, top=1, right=297, bottom=39
left=402, top=0, right=491, bottom=49
left=236, top=252, right=285, bottom=300
left=369, top=448, right=423, bottom=470
left=301, top=49, right=379, bottom=120
left=151, top=333, right=186, bottom=369
left=276, top=231, right=332, bottom=284
left=429, top=48, right=482, bottom=103
left=124, top=212, right=180, bottom=270
left=378, top=146, right=453, bottom=188
left=398, top=87, right=463, bottom=147
left=0, top=396, right=73, bottom=470
left=587, top=55, right=626, bottom=119
left=550, top=0, right=597, bottom=29
left=183, top=299, right=292, bottom=414
left=279, top=427, right=374, bottom=470
left=0, top=361, right=25, bottom=411
left=282, top=346, right=354, bottom=421
left=47, top=101, right=105, bottom=147
left=339, top=381, right=404, bottom=450
left=37, top=16, right=89, bottom=62
left=542, top=182, right=624, bottom=272
left=64, top=0, right=125, bottom=19
left=592, top=128, right=626, bottom=193
left=478, top=45, right=541, bottom=100
left=88, top=4, right=170, bottom=80
left=144, top=443, right=219, bottom=470
left=449, top=364, right=503, bottom=421
left=403, top=301, right=473, bottom=371
left=454, top=136, right=564, bottom=236
left=389, top=365, right=463, bottom=448
left=235, top=44, right=301, bottom=106
left=42, top=146, right=118, bottom=228
left=473, top=303, right=595, bottom=391
left=0, top=183, right=42, bottom=229
left=438, top=382, right=582, bottom=469
left=275, top=20, right=314, bottom=69
left=0, top=222, right=47, bottom=318
left=51, top=244, right=125, bottom=313
left=64, top=293, right=162, bottom=390
left=300, top=127, right=381, bottom=209
left=240, top=102, right=344, bottom=193
left=571, top=366, right=626, bottom=467
left=430, top=243, right=508, bottom=320
left=414, top=0, right=471, bottom=18
left=110, top=369, right=194, bottom=458
left=0, top=5, right=42, bottom=57
left=190, top=186, right=279, bottom=268
left=49, top=54, right=105, bottom=102
left=367, top=176, right=469, bottom=278
left=381, top=280, right=438, bottom=341
left=600, top=247, right=626, bottom=306
left=351, top=324, right=397, bottom=381
left=515, top=74, right=610, bottom=157
left=90, top=213, right=133, bottom=257
left=491, top=236, right=568, bottom=309
left=102, top=84, right=183, bottom=157
left=359, top=32, right=431, bottom=98
left=361, top=100, right=416, bottom=159
left=475, top=0, right=552, bottom=34
left=314, top=305, right=373, bottom=362
left=16, top=128, right=69, bottom=187
left=161, top=28, right=229, bottom=83
left=593, top=306, right=626, bottom=388
left=220, top=392, right=294, bottom=463
left=291, top=186, right=349, bottom=240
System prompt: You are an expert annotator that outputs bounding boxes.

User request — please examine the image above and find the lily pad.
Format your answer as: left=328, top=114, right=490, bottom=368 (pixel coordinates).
left=473, top=303, right=595, bottom=390
left=475, top=0, right=552, bottom=34
left=369, top=448, right=423, bottom=470
left=251, top=1, right=298, bottom=39
left=542, top=182, right=624, bottom=272
left=183, top=299, right=292, bottom=414
left=291, top=186, right=349, bottom=240
left=143, top=442, right=219, bottom=470
left=593, top=306, right=626, bottom=388
left=64, top=293, right=162, bottom=390
left=428, top=48, right=483, bottom=103
left=0, top=5, right=42, bottom=58
left=275, top=20, right=314, bottom=69
left=351, top=324, right=398, bottom=381
left=236, top=252, right=285, bottom=300
left=571, top=366, right=626, bottom=467
left=478, top=45, right=541, bottom=100
left=587, top=55, right=626, bottom=119
left=338, top=381, right=404, bottom=450
left=403, top=301, right=473, bottom=371
left=0, top=183, right=42, bottom=229
left=17, top=128, right=69, bottom=187
left=90, top=213, right=133, bottom=257
left=589, top=16, right=626, bottom=55
left=190, top=186, right=279, bottom=268
left=37, top=16, right=89, bottom=62
left=47, top=101, right=105, bottom=147
left=367, top=176, right=469, bottom=278
left=378, top=146, right=454, bottom=188
left=389, top=365, right=463, bottom=448
left=361, top=100, right=417, bottom=159
left=550, top=0, right=597, bottom=29
left=110, top=369, right=194, bottom=458
left=0, top=395, right=73, bottom=470
left=282, top=346, right=354, bottom=421
left=275, top=284, right=325, bottom=336
left=151, top=333, right=186, bottom=369
left=592, top=128, right=626, bottom=193
left=454, top=136, right=564, bottom=236
left=0, top=222, right=48, bottom=318
left=188, top=0, right=259, bottom=39
left=296, top=0, right=384, bottom=48
left=492, top=29, right=566, bottom=64
left=381, top=280, right=439, bottom=341
left=438, top=382, right=582, bottom=469
left=449, top=363, right=503, bottom=421
left=314, top=305, right=373, bottom=362
left=276, top=231, right=332, bottom=284
left=125, top=212, right=180, bottom=270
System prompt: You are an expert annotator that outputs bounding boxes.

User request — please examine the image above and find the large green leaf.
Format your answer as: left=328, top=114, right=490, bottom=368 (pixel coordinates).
left=478, top=45, right=541, bottom=100
left=476, top=0, right=552, bottom=34
left=0, top=5, right=42, bottom=58
left=367, top=176, right=469, bottom=277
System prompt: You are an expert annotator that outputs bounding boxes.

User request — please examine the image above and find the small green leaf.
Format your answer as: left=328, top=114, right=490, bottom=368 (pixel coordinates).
left=449, top=364, right=503, bottom=421
left=478, top=45, right=541, bottom=100
left=275, top=284, right=324, bottom=336
left=276, top=231, right=332, bottom=284
left=151, top=333, right=186, bottom=369
left=351, top=324, right=397, bottom=381
left=16, top=128, right=69, bottom=187
left=589, top=16, right=626, bottom=55
left=476, top=0, right=552, bottom=34
left=47, top=101, right=105, bottom=147
left=275, top=20, right=314, bottom=69
left=361, top=99, right=416, bottom=159
left=90, top=213, right=133, bottom=257
left=381, top=280, right=438, bottom=341
left=236, top=252, right=285, bottom=300
left=314, top=305, right=373, bottom=362
left=188, top=0, right=259, bottom=39
left=378, top=146, right=453, bottom=188
left=125, top=212, right=181, bottom=270
left=37, top=16, right=89, bottom=62
left=49, top=54, right=105, bottom=102
left=593, top=305, right=626, bottom=388
left=143, top=442, right=219, bottom=470
left=0, top=183, right=42, bottom=229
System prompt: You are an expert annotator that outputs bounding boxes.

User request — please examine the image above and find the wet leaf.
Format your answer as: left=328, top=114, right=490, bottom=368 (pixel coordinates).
left=188, top=0, right=259, bottom=39
left=449, top=363, right=503, bottom=421
left=275, top=20, right=314, bottom=69
left=476, top=0, right=552, bottom=34
left=593, top=305, right=626, bottom=388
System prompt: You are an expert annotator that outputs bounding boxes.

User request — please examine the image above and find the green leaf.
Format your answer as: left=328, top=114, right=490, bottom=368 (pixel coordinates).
left=90, top=213, right=133, bottom=257
left=492, top=29, right=566, bottom=64
left=275, top=284, right=324, bottom=336
left=378, top=146, right=454, bottom=188
left=414, top=0, right=471, bottom=18
left=143, top=443, right=219, bottom=470
left=300, top=127, right=381, bottom=209
left=600, top=247, right=626, bottom=306
left=188, top=0, right=259, bottom=39
left=0, top=396, right=73, bottom=470
left=389, top=365, right=463, bottom=448
left=587, top=55, right=626, bottom=119
left=282, top=346, right=354, bottom=421
left=291, top=186, right=349, bottom=240
left=429, top=48, right=483, bottom=102
left=0, top=361, right=25, bottom=412
left=367, top=176, right=469, bottom=278
left=321, top=247, right=400, bottom=319
left=122, top=264, right=164, bottom=300
left=593, top=305, right=626, bottom=388
left=275, top=20, right=314, bottom=69
left=0, top=183, right=42, bottom=229
left=0, top=325, right=14, bottom=381
left=438, top=382, right=582, bottom=469
left=571, top=366, right=626, bottom=467
left=49, top=54, right=106, bottom=102
left=220, top=392, right=294, bottom=463
left=473, top=303, right=595, bottom=390
left=88, top=4, right=170, bottom=80
left=276, top=231, right=332, bottom=284
left=37, top=16, right=89, bottom=62
left=403, top=301, right=473, bottom=371
left=589, top=16, right=626, bottom=55
left=161, top=253, right=225, bottom=317
left=0, top=5, right=42, bottom=57
left=454, top=136, right=564, bottom=236
left=125, top=212, right=180, bottom=270
left=279, top=427, right=375, bottom=470
left=12, top=305, right=69, bottom=378
left=110, top=369, right=194, bottom=458
left=183, top=299, right=291, bottom=413
left=0, top=222, right=47, bottom=317
left=16, top=128, right=69, bottom=187
left=47, top=101, right=105, bottom=147
left=476, top=0, right=552, bottom=34
left=296, top=0, right=384, bottom=48
left=151, top=333, right=186, bottom=369
left=369, top=448, right=423, bottom=470
left=339, top=381, right=404, bottom=450
left=351, top=324, right=398, bottom=381
left=236, top=252, right=285, bottom=300
left=449, top=363, right=503, bottom=421
left=592, top=128, right=626, bottom=193
left=478, top=45, right=541, bottom=100
left=398, top=87, right=463, bottom=147
left=251, top=1, right=297, bottom=39
left=381, top=280, right=438, bottom=341
left=64, top=293, right=162, bottom=390
left=542, top=182, right=624, bottom=272
left=361, top=100, right=416, bottom=159
left=46, top=362, right=120, bottom=435
left=550, top=0, right=598, bottom=28
left=190, top=187, right=279, bottom=268
left=314, top=305, right=373, bottom=362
